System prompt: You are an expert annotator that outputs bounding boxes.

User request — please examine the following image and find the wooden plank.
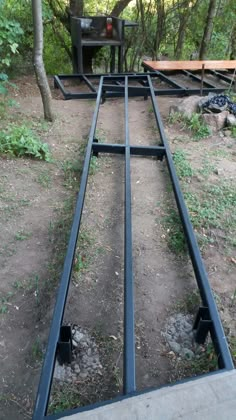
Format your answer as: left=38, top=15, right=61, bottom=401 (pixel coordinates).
left=142, top=60, right=236, bottom=71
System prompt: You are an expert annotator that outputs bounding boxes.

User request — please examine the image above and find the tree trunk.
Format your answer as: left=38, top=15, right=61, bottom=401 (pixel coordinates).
left=111, top=0, right=133, bottom=17
left=70, top=0, right=84, bottom=17
left=175, top=1, right=191, bottom=59
left=199, top=0, right=218, bottom=60
left=230, top=24, right=236, bottom=59
left=153, top=0, right=165, bottom=59
left=32, top=0, right=54, bottom=121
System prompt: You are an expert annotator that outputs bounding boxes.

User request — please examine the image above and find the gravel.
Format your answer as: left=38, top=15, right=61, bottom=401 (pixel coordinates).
left=162, top=313, right=201, bottom=360
left=54, top=325, right=102, bottom=383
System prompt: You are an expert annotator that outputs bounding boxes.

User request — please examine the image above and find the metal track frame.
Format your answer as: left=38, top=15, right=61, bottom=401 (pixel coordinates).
left=33, top=74, right=233, bottom=420
left=54, top=71, right=227, bottom=100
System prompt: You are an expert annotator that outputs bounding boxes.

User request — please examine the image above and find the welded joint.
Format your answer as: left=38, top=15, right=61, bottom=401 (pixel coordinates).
left=193, top=306, right=212, bottom=344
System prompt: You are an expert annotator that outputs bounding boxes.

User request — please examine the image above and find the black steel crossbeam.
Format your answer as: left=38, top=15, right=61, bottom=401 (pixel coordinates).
left=208, top=69, right=235, bottom=84
left=82, top=75, right=97, bottom=92
left=147, top=74, right=233, bottom=371
left=154, top=70, right=186, bottom=90
left=182, top=70, right=216, bottom=88
left=92, top=142, right=165, bottom=158
left=32, top=77, right=105, bottom=419
left=123, top=76, right=136, bottom=394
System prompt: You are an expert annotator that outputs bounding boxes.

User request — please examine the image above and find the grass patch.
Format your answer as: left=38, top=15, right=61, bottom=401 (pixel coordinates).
left=49, top=385, right=81, bottom=414
left=173, top=149, right=193, bottom=179
left=15, top=230, right=32, bottom=240
left=168, top=112, right=211, bottom=140
left=161, top=148, right=236, bottom=253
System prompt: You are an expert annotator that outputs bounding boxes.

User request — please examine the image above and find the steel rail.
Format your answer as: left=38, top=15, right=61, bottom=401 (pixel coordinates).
left=147, top=74, right=234, bottom=371
left=123, top=75, right=136, bottom=394
left=32, top=77, right=105, bottom=419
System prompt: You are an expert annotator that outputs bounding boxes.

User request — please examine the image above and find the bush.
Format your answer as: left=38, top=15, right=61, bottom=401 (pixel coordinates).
left=0, top=123, right=51, bottom=161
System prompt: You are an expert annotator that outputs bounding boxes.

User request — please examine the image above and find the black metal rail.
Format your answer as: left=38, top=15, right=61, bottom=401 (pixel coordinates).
left=33, top=74, right=233, bottom=420
left=54, top=72, right=227, bottom=100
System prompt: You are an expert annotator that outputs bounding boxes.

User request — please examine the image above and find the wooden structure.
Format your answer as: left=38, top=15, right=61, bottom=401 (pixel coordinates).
left=142, top=60, right=236, bottom=71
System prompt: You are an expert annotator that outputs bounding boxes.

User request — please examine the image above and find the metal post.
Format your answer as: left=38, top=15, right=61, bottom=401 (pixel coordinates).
left=123, top=76, right=136, bottom=395
left=200, top=64, right=205, bottom=96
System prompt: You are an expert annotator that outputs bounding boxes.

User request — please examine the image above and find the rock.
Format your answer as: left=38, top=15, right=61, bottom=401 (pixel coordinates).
left=169, top=96, right=201, bottom=119
left=73, top=331, right=84, bottom=343
left=79, top=371, right=88, bottom=379
left=87, top=348, right=92, bottom=356
left=226, top=113, right=236, bottom=127
left=72, top=340, right=78, bottom=348
left=181, top=348, right=194, bottom=360
left=214, top=168, right=224, bottom=176
left=201, top=111, right=229, bottom=133
left=74, top=364, right=80, bottom=374
left=224, top=129, right=231, bottom=137
left=168, top=341, right=181, bottom=354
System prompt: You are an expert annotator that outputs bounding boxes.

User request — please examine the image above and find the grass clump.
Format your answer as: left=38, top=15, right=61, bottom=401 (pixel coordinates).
left=168, top=112, right=211, bottom=140
left=173, top=149, right=193, bottom=179
left=0, top=123, right=51, bottom=160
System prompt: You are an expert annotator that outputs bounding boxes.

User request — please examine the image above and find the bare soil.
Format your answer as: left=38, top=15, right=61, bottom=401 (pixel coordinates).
left=0, top=77, right=235, bottom=419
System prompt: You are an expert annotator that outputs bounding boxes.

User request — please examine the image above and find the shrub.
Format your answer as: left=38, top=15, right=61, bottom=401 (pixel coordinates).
left=0, top=123, right=51, bottom=161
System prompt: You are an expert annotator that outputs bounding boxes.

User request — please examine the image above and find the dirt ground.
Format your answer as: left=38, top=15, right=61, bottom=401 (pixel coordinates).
left=0, top=76, right=235, bottom=419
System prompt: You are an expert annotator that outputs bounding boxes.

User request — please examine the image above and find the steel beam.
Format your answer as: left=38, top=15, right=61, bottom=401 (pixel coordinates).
left=147, top=74, right=233, bottom=371
left=123, top=76, right=136, bottom=394
left=182, top=70, right=216, bottom=88
left=32, top=77, right=105, bottom=419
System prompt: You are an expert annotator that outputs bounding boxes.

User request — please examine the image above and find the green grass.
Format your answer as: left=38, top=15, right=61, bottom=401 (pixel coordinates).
left=161, top=148, right=236, bottom=253
left=48, top=386, right=81, bottom=414
left=15, top=230, right=32, bottom=241
left=36, top=170, right=52, bottom=188
left=168, top=112, right=211, bottom=140
left=173, top=149, right=194, bottom=179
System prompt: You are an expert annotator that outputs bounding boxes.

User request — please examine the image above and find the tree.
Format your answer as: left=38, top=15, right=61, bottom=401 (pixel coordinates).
left=32, top=0, right=54, bottom=121
left=199, top=0, right=217, bottom=59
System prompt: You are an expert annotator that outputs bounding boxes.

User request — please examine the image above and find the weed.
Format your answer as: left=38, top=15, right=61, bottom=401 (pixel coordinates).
left=36, top=171, right=52, bottom=188
left=229, top=336, right=236, bottom=365
left=0, top=292, right=13, bottom=314
left=198, top=156, right=216, bottom=177
left=32, top=337, right=43, bottom=362
left=0, top=123, right=51, bottom=161
left=231, top=126, right=236, bottom=138
left=167, top=112, right=183, bottom=124
left=181, top=342, right=218, bottom=376
left=48, top=385, right=81, bottom=414
left=173, top=149, right=193, bottom=179
left=89, top=156, right=99, bottom=175
left=162, top=208, right=186, bottom=253
left=168, top=112, right=211, bottom=140
left=15, top=230, right=32, bottom=241
left=184, top=113, right=211, bottom=140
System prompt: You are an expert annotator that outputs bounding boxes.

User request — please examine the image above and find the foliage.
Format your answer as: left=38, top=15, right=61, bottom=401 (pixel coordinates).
left=0, top=9, right=23, bottom=71
left=168, top=112, right=211, bottom=140
left=0, top=123, right=51, bottom=161
left=1, top=0, right=236, bottom=74
left=173, top=149, right=193, bottom=179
